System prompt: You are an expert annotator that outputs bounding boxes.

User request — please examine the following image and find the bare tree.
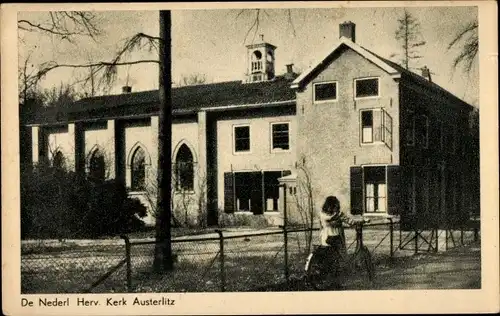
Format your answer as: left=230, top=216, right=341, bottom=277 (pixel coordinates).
left=18, top=12, right=101, bottom=43
left=144, top=169, right=181, bottom=227
left=42, top=83, right=80, bottom=108
left=448, top=20, right=478, bottom=73
left=392, top=9, right=427, bottom=70
left=18, top=10, right=175, bottom=272
left=235, top=9, right=296, bottom=44
left=178, top=73, right=207, bottom=87
left=293, top=157, right=316, bottom=254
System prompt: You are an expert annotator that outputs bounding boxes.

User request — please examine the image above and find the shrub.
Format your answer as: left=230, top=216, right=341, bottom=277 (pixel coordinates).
left=218, top=212, right=272, bottom=228
left=21, top=163, right=147, bottom=239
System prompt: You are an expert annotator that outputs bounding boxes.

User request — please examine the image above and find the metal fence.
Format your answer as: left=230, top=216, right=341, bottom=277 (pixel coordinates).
left=21, top=242, right=128, bottom=293
left=21, top=219, right=480, bottom=293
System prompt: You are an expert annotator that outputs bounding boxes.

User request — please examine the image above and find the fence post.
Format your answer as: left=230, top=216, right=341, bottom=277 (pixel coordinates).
left=280, top=225, right=289, bottom=285
left=215, top=230, right=225, bottom=292
left=434, top=228, right=438, bottom=253
left=121, top=235, right=132, bottom=293
left=445, top=229, right=449, bottom=250
left=283, top=183, right=289, bottom=284
left=388, top=218, right=394, bottom=259
left=460, top=227, right=464, bottom=246
left=414, top=228, right=418, bottom=254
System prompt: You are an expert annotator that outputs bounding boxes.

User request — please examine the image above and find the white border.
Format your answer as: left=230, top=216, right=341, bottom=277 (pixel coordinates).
left=312, top=81, right=339, bottom=104
left=232, top=124, right=251, bottom=155
left=354, top=77, right=381, bottom=100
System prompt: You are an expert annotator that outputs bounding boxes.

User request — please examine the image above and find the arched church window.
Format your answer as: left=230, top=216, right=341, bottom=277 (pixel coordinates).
left=175, top=144, right=194, bottom=191
left=52, top=150, right=66, bottom=170
left=89, top=148, right=106, bottom=181
left=131, top=147, right=146, bottom=191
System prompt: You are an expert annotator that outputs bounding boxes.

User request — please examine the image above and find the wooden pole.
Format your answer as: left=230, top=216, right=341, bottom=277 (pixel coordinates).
left=153, top=10, right=173, bottom=272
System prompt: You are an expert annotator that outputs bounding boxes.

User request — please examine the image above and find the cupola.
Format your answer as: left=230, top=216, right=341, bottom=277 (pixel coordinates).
left=246, top=34, right=276, bottom=83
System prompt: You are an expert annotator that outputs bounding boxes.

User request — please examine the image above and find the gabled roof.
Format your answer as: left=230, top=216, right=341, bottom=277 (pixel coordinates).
left=290, top=36, right=474, bottom=110
left=291, top=37, right=401, bottom=89
left=366, top=49, right=474, bottom=110
left=25, top=75, right=296, bottom=125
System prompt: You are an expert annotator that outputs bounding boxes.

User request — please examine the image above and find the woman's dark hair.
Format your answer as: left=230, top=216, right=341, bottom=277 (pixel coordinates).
left=322, top=196, right=340, bottom=213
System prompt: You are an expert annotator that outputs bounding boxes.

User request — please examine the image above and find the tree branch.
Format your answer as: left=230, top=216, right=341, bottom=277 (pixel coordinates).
left=18, top=11, right=101, bottom=43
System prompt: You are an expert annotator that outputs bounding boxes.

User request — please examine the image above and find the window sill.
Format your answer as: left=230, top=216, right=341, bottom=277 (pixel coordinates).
left=234, top=210, right=254, bottom=214
left=271, top=148, right=291, bottom=154
left=128, top=190, right=147, bottom=195
left=174, top=190, right=196, bottom=195
left=354, top=96, right=380, bottom=101
left=360, top=141, right=385, bottom=146
left=313, top=99, right=338, bottom=104
left=363, top=212, right=389, bottom=217
left=233, top=150, right=252, bottom=156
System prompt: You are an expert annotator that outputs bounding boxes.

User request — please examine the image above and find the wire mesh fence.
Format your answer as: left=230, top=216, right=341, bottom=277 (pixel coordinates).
left=21, top=218, right=480, bottom=293
left=21, top=241, right=128, bottom=294
left=222, top=230, right=286, bottom=291
left=129, top=237, right=222, bottom=292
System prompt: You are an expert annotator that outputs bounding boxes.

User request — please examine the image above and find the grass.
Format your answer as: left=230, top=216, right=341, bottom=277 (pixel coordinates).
left=21, top=227, right=480, bottom=293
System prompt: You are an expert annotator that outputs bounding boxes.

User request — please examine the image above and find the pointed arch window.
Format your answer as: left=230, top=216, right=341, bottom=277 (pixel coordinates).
left=131, top=147, right=146, bottom=191
left=175, top=144, right=194, bottom=191
left=53, top=150, right=66, bottom=170
left=89, top=149, right=106, bottom=181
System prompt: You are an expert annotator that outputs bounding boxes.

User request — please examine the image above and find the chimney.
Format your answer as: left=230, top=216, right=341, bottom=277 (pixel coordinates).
left=339, top=21, right=356, bottom=42
left=284, top=64, right=295, bottom=79
left=122, top=85, right=132, bottom=93
left=421, top=66, right=432, bottom=82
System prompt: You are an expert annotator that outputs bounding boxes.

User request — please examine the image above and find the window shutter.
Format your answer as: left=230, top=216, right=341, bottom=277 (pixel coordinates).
left=387, top=165, right=401, bottom=215
left=251, top=172, right=264, bottom=215
left=350, top=167, right=363, bottom=215
left=383, top=110, right=393, bottom=150
left=223, top=172, right=235, bottom=213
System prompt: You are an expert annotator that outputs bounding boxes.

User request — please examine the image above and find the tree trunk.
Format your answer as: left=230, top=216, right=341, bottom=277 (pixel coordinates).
left=153, top=10, right=173, bottom=272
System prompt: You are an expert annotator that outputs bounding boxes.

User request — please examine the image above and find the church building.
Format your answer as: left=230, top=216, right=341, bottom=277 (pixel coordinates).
left=22, top=22, right=479, bottom=228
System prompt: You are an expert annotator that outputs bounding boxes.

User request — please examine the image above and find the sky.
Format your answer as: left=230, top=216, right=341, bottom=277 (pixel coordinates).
left=18, top=5, right=479, bottom=106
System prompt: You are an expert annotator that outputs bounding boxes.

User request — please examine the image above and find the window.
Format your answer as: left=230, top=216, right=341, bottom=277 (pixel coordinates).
left=355, top=78, right=379, bottom=99
left=264, top=171, right=282, bottom=212
left=406, top=113, right=416, bottom=146
left=224, top=170, right=291, bottom=214
left=313, top=81, right=338, bottom=102
left=251, top=50, right=263, bottom=72
left=175, top=144, right=194, bottom=191
left=234, top=172, right=260, bottom=212
left=444, top=125, right=456, bottom=153
left=271, top=123, right=290, bottom=151
left=52, top=150, right=66, bottom=170
left=383, top=111, right=393, bottom=149
left=89, top=149, right=106, bottom=181
left=360, top=109, right=392, bottom=148
left=131, top=147, right=146, bottom=191
left=361, top=110, right=374, bottom=143
left=364, top=167, right=387, bottom=213
left=416, top=115, right=429, bottom=148
left=234, top=125, right=250, bottom=153
left=351, top=165, right=400, bottom=216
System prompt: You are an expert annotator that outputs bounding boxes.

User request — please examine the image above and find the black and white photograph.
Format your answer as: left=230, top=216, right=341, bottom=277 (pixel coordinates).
left=1, top=1, right=498, bottom=315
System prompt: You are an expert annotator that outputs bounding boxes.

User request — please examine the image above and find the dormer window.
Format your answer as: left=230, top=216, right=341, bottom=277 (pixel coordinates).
left=355, top=77, right=380, bottom=99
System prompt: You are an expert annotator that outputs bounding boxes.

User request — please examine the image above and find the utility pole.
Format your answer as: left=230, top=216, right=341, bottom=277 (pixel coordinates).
left=153, top=10, right=173, bottom=272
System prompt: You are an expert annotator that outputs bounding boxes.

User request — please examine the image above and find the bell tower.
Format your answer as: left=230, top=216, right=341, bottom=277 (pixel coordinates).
left=246, top=35, right=276, bottom=83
